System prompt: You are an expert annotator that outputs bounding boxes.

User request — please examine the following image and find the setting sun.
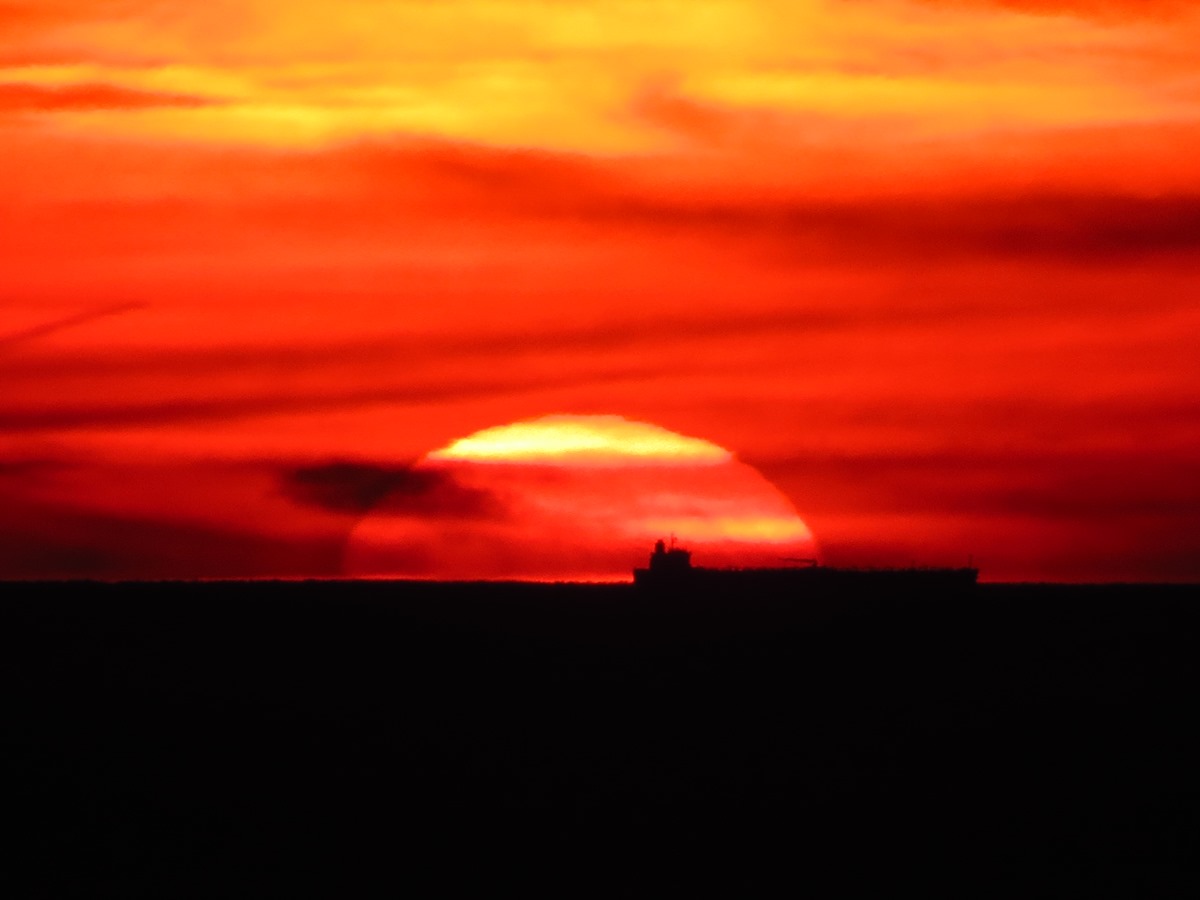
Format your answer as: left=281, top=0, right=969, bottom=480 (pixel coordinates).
left=346, top=415, right=814, bottom=581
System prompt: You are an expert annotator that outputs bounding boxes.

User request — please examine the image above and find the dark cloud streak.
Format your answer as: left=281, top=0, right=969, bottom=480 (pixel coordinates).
left=0, top=361, right=684, bottom=432
left=349, top=140, right=1200, bottom=263
left=0, top=82, right=214, bottom=112
left=0, top=301, right=146, bottom=350
left=759, top=448, right=1200, bottom=520
left=577, top=193, right=1200, bottom=264
left=2, top=292, right=1165, bottom=384
left=282, top=461, right=503, bottom=519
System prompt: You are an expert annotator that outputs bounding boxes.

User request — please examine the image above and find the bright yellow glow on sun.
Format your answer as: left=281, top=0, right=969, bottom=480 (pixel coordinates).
left=429, top=415, right=733, bottom=465
left=633, top=515, right=812, bottom=543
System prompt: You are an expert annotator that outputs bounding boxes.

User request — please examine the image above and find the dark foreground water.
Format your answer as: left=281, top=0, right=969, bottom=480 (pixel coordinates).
left=2, top=580, right=1198, bottom=895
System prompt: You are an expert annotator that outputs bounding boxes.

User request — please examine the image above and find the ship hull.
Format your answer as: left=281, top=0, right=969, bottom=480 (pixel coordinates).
left=633, top=565, right=979, bottom=593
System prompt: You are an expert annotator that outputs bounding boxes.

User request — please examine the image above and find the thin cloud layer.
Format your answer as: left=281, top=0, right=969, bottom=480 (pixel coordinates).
left=0, top=82, right=210, bottom=111
left=284, top=461, right=503, bottom=518
left=904, top=0, right=1190, bottom=20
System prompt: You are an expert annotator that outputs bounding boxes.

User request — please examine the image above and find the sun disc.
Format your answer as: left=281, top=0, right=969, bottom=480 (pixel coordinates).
left=345, top=414, right=814, bottom=581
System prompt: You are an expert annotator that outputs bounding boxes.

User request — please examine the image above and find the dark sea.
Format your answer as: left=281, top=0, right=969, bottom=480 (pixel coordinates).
left=2, top=580, right=1197, bottom=895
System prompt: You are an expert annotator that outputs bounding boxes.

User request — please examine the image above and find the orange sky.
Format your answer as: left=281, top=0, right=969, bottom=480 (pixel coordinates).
left=2, top=0, right=1199, bottom=581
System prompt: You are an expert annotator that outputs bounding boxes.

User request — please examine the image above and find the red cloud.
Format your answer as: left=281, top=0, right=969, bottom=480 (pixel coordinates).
left=0, top=82, right=212, bottom=112
left=903, top=0, right=1188, bottom=19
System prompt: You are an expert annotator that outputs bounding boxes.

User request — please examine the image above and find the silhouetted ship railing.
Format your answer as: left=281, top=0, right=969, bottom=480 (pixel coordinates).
left=633, top=539, right=979, bottom=592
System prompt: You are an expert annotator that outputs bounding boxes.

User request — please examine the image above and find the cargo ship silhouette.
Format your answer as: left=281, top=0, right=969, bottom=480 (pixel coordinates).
left=633, top=538, right=979, bottom=591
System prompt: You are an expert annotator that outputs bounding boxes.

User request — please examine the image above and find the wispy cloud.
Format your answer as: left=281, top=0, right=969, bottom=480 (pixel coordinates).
left=0, top=301, right=145, bottom=349
left=282, top=460, right=503, bottom=518
left=0, top=82, right=212, bottom=112
left=900, top=0, right=1190, bottom=21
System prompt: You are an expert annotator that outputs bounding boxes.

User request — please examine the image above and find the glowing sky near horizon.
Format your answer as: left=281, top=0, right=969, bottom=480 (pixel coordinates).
left=2, top=0, right=1199, bottom=581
